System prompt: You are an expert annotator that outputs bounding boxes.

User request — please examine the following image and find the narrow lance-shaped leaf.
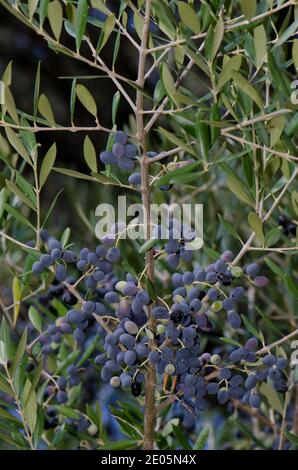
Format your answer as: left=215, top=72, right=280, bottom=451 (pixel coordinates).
left=210, top=14, right=224, bottom=62
left=217, top=55, right=242, bottom=90
left=160, top=63, right=178, bottom=106
left=112, top=91, right=120, bottom=125
left=23, top=379, right=37, bottom=434
left=270, top=115, right=286, bottom=147
left=96, top=14, right=115, bottom=53
left=76, top=0, right=88, bottom=51
left=5, top=179, right=36, bottom=211
left=11, top=327, right=27, bottom=377
left=254, top=25, right=267, bottom=69
left=2, top=61, right=12, bottom=86
left=70, top=78, right=77, bottom=125
left=12, top=277, right=22, bottom=327
left=28, top=305, right=42, bottom=333
left=293, top=40, right=298, bottom=70
left=5, top=128, right=32, bottom=166
left=231, top=71, right=263, bottom=110
left=248, top=212, right=264, bottom=245
left=76, top=84, right=97, bottom=117
left=28, top=0, right=39, bottom=19
left=38, top=94, right=55, bottom=126
left=39, top=0, right=50, bottom=27
left=83, top=136, right=97, bottom=173
left=4, top=85, right=19, bottom=125
left=240, top=0, right=256, bottom=20
left=177, top=1, right=200, bottom=34
left=48, top=0, right=63, bottom=41
left=226, top=174, right=255, bottom=207
left=39, top=142, right=57, bottom=188
left=33, top=61, right=41, bottom=119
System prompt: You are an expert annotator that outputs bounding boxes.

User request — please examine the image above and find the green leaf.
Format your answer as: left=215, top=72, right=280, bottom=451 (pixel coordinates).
left=16, top=173, right=36, bottom=207
left=33, top=61, right=41, bottom=119
left=273, top=19, right=298, bottom=50
left=218, top=55, right=242, bottom=90
left=48, top=0, right=63, bottom=41
left=5, top=128, right=32, bottom=166
left=39, top=142, right=57, bottom=188
left=2, top=60, right=12, bottom=86
left=54, top=167, right=98, bottom=181
left=28, top=0, right=39, bottom=19
left=284, top=275, right=298, bottom=299
left=259, top=382, right=284, bottom=415
left=284, top=431, right=298, bottom=446
left=172, top=425, right=192, bottom=449
left=270, top=115, right=285, bottom=147
left=264, top=257, right=284, bottom=278
left=96, top=13, right=115, bottom=53
left=177, top=1, right=200, bottom=34
left=0, top=406, right=21, bottom=423
left=39, top=0, right=50, bottom=26
left=4, top=85, right=19, bottom=124
left=160, top=63, right=178, bottom=106
left=152, top=0, right=176, bottom=40
left=240, top=0, right=256, bottom=20
left=83, top=135, right=97, bottom=173
left=5, top=179, right=36, bottom=211
left=139, top=238, right=156, bottom=254
left=76, top=84, right=97, bottom=117
left=0, top=375, right=11, bottom=394
left=28, top=306, right=42, bottom=333
left=112, top=91, right=120, bottom=125
left=98, top=440, right=140, bottom=450
left=265, top=227, right=281, bottom=247
left=293, top=40, right=298, bottom=70
left=268, top=51, right=289, bottom=97
left=241, top=314, right=261, bottom=340
left=61, top=227, right=71, bottom=248
left=248, top=212, right=264, bottom=245
left=69, top=79, right=77, bottom=126
left=23, top=379, right=37, bottom=434
left=291, top=191, right=298, bottom=217
left=210, top=14, right=224, bottom=62
left=0, top=188, right=7, bottom=221
left=76, top=0, right=88, bottom=51
left=155, top=161, right=201, bottom=186
left=218, top=214, right=243, bottom=242
left=11, top=327, right=27, bottom=378
left=91, top=172, right=121, bottom=186
left=0, top=341, right=7, bottom=365
left=226, top=174, right=255, bottom=207
left=231, top=71, right=263, bottom=110
left=12, top=277, right=22, bottom=327
left=38, top=94, right=55, bottom=126
left=157, top=127, right=197, bottom=157
left=52, top=405, right=80, bottom=420
left=90, top=0, right=109, bottom=14
left=220, top=337, right=242, bottom=348
left=194, top=426, right=209, bottom=450
left=254, top=25, right=267, bottom=69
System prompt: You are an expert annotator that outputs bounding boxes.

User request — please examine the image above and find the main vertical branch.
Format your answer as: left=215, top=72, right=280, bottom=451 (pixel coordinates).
left=135, top=0, right=155, bottom=450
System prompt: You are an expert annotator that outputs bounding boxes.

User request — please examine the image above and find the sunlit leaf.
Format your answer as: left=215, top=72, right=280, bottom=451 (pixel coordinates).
left=76, top=84, right=97, bottom=117
left=83, top=135, right=97, bottom=173
left=48, top=0, right=63, bottom=41
left=39, top=142, right=57, bottom=188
